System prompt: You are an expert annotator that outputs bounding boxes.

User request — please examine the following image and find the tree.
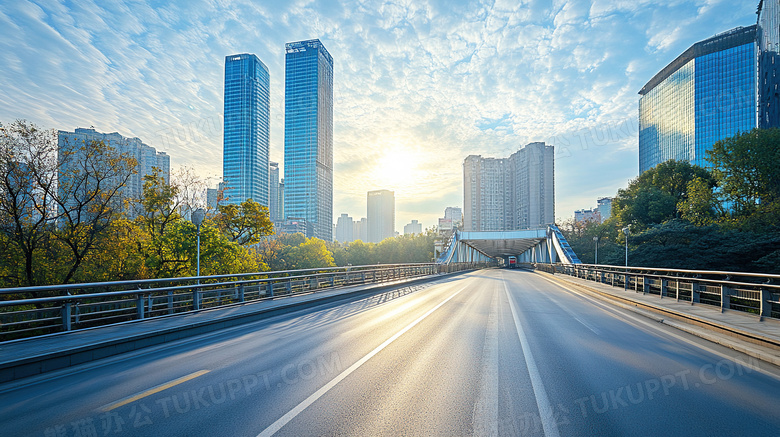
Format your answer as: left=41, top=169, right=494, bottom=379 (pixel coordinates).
left=612, top=160, right=713, bottom=232
left=0, top=120, right=135, bottom=287
left=213, top=199, right=273, bottom=246
left=707, top=128, right=780, bottom=229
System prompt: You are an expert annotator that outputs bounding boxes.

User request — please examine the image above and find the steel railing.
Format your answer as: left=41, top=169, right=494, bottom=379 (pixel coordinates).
left=0, top=262, right=491, bottom=341
left=533, top=263, right=780, bottom=321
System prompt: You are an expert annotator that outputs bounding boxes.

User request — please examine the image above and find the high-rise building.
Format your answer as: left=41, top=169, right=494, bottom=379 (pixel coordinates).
left=335, top=213, right=354, bottom=243
left=463, top=142, right=554, bottom=231
left=284, top=39, right=334, bottom=241
left=597, top=197, right=613, bottom=223
left=269, top=162, right=281, bottom=221
left=367, top=190, right=395, bottom=243
left=404, top=220, right=422, bottom=235
left=444, top=207, right=463, bottom=228
left=223, top=53, right=271, bottom=206
left=575, top=208, right=600, bottom=223
left=758, top=0, right=780, bottom=128
left=353, top=217, right=368, bottom=242
left=57, top=128, right=169, bottom=218
left=638, top=26, right=757, bottom=172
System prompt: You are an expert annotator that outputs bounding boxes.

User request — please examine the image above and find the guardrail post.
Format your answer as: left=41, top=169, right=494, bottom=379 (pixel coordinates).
left=720, top=285, right=732, bottom=312
left=760, top=288, right=772, bottom=320
left=329, top=276, right=335, bottom=287
left=691, top=282, right=700, bottom=304
left=238, top=285, right=245, bottom=303
left=268, top=283, right=274, bottom=297
left=193, top=288, right=201, bottom=311
left=62, top=302, right=72, bottom=331
left=642, top=276, right=648, bottom=295
left=137, top=293, right=145, bottom=319
left=660, top=279, right=667, bottom=299
left=624, top=273, right=629, bottom=290
left=286, top=280, right=292, bottom=295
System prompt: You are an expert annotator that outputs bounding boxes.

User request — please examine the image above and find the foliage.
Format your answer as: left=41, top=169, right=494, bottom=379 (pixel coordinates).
left=212, top=199, right=274, bottom=246
left=257, top=233, right=334, bottom=271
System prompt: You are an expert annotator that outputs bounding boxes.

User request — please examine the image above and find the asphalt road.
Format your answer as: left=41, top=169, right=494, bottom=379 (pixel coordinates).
left=1, top=269, right=779, bottom=436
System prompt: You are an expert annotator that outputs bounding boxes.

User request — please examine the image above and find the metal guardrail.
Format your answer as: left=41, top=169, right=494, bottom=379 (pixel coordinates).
left=0, top=262, right=490, bottom=341
left=534, top=263, right=780, bottom=321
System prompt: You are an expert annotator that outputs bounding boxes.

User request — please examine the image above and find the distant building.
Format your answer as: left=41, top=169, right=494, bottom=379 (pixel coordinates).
left=278, top=217, right=313, bottom=238
left=206, top=182, right=226, bottom=212
left=223, top=53, right=271, bottom=206
left=638, top=26, right=757, bottom=172
left=404, top=220, right=422, bottom=235
left=367, top=189, right=395, bottom=243
left=444, top=207, right=463, bottom=228
left=57, top=128, right=169, bottom=219
left=463, top=142, right=554, bottom=231
left=597, top=197, right=613, bottom=223
left=353, top=217, right=368, bottom=242
left=284, top=39, right=334, bottom=241
left=335, top=213, right=354, bottom=243
left=269, top=162, right=281, bottom=221
left=758, top=1, right=780, bottom=128
left=575, top=208, right=600, bottom=223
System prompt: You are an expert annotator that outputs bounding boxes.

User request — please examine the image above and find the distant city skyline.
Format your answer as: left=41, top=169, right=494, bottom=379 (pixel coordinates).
left=0, top=1, right=761, bottom=232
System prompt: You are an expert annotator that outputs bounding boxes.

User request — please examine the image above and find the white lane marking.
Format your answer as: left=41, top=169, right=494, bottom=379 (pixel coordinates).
left=504, top=281, right=561, bottom=437
left=472, top=287, right=499, bottom=437
left=256, top=286, right=467, bottom=437
left=537, top=275, right=780, bottom=377
left=542, top=293, right=601, bottom=335
left=99, top=369, right=210, bottom=411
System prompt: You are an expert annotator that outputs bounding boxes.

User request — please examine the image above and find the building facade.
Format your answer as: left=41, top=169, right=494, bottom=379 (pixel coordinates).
left=758, top=0, right=780, bottom=128
left=404, top=220, right=422, bottom=235
left=367, top=189, right=395, bottom=243
left=57, top=128, right=169, bottom=218
left=223, top=53, right=271, bottom=206
left=353, top=217, right=368, bottom=242
left=596, top=197, right=613, bottom=223
left=335, top=213, right=354, bottom=243
left=463, top=143, right=554, bottom=231
left=638, top=26, right=757, bottom=172
left=574, top=208, right=600, bottom=223
left=284, top=39, right=334, bottom=241
left=269, top=162, right=282, bottom=222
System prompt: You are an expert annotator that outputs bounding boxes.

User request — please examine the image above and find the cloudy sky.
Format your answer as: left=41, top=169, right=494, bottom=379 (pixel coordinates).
left=0, top=0, right=759, bottom=232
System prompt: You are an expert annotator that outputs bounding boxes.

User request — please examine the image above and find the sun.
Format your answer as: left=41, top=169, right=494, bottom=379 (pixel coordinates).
left=373, top=146, right=418, bottom=190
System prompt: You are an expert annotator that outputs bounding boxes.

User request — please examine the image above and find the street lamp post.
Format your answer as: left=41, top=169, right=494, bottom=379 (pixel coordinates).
left=622, top=226, right=630, bottom=267
left=192, top=208, right=206, bottom=279
left=593, top=236, right=599, bottom=265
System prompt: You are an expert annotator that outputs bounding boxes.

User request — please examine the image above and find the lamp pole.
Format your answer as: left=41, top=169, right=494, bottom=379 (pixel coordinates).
left=593, top=236, right=599, bottom=265
left=192, top=208, right=206, bottom=279
left=622, top=226, right=630, bottom=267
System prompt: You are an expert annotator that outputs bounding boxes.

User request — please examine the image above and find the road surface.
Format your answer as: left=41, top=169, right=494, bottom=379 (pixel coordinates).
left=1, top=269, right=779, bottom=436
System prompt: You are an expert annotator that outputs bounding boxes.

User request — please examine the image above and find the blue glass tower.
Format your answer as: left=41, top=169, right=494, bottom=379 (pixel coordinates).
left=223, top=54, right=270, bottom=206
left=284, top=39, right=334, bottom=240
left=639, top=26, right=757, bottom=173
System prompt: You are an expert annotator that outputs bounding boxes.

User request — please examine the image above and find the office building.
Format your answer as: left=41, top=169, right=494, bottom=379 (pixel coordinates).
left=597, top=197, right=613, bottom=223
left=638, top=26, right=757, bottom=172
left=278, top=217, right=313, bottom=237
left=367, top=190, right=395, bottom=243
left=758, top=0, right=780, bottom=128
left=463, top=142, right=554, bottom=231
left=353, top=217, right=368, bottom=242
left=284, top=39, right=334, bottom=241
left=57, top=128, right=169, bottom=218
left=404, top=220, right=422, bottom=235
left=223, top=53, right=271, bottom=206
left=335, top=213, right=354, bottom=243
left=269, top=162, right=282, bottom=221
left=444, top=207, right=463, bottom=228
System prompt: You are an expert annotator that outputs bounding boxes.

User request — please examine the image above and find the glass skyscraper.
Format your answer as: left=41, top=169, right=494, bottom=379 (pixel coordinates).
left=638, top=26, right=757, bottom=172
left=284, top=39, right=334, bottom=241
left=223, top=54, right=270, bottom=206
left=758, top=0, right=780, bottom=128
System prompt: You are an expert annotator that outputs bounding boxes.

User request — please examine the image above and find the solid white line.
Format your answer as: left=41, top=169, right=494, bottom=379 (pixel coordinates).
left=504, top=281, right=560, bottom=437
left=472, top=288, right=499, bottom=437
left=256, top=286, right=467, bottom=437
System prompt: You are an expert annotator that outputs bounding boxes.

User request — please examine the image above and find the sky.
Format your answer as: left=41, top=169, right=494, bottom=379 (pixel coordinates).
left=0, top=0, right=760, bottom=233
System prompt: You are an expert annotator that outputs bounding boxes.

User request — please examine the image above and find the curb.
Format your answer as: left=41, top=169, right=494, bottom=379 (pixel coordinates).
left=537, top=271, right=780, bottom=367
left=0, top=272, right=465, bottom=383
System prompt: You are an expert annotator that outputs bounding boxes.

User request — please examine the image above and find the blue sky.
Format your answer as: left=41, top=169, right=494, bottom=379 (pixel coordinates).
left=0, top=0, right=759, bottom=232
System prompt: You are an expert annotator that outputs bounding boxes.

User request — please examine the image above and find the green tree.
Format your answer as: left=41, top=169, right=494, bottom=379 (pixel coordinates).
left=213, top=199, right=273, bottom=246
left=707, top=128, right=780, bottom=229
